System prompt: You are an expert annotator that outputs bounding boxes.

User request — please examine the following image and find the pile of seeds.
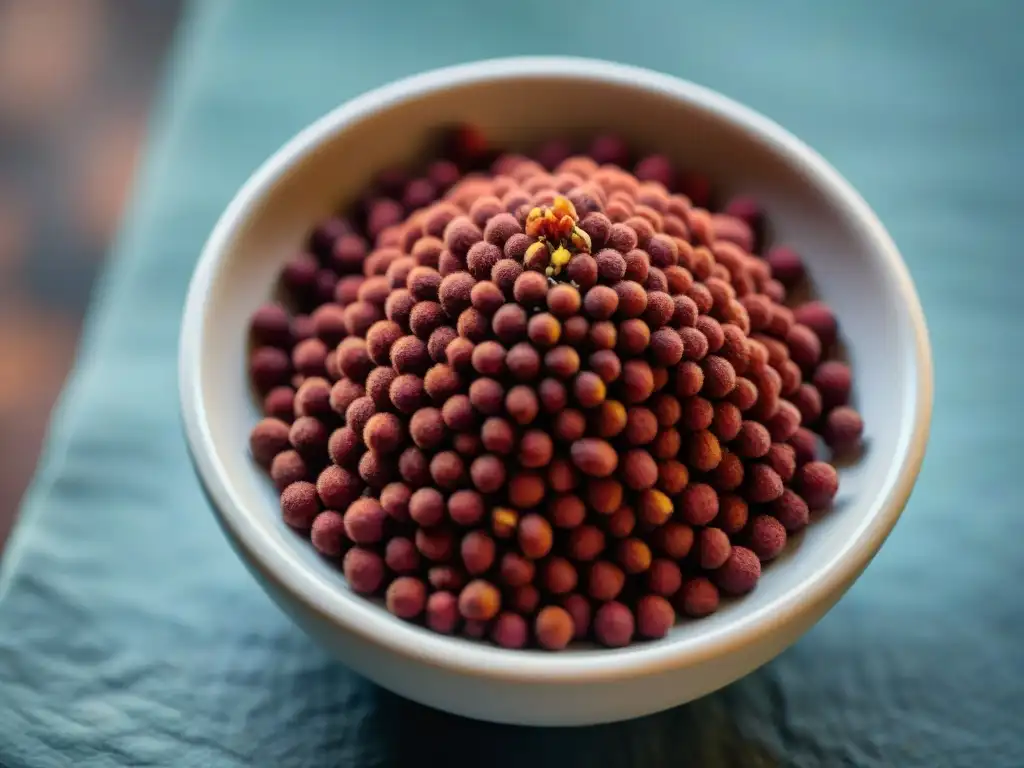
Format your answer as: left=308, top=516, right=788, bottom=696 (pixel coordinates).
left=246, top=130, right=864, bottom=650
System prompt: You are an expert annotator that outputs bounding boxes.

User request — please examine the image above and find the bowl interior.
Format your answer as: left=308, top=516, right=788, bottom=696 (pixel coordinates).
left=187, top=63, right=924, bottom=668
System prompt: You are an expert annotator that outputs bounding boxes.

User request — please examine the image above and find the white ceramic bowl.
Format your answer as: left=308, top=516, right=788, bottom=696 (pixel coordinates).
left=179, top=57, right=933, bottom=726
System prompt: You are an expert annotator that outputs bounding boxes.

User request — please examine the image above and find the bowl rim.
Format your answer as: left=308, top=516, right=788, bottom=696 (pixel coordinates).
left=179, top=56, right=933, bottom=683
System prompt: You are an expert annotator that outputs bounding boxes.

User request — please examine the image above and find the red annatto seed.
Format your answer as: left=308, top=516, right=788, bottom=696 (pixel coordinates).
left=621, top=449, right=659, bottom=491
left=583, top=285, right=619, bottom=320
left=764, top=442, right=797, bottom=483
left=656, top=460, right=689, bottom=496
left=813, top=361, right=853, bottom=410
left=389, top=374, right=426, bottom=415
left=696, top=316, right=725, bottom=354
left=289, top=416, right=329, bottom=458
left=728, top=376, right=759, bottom=412
left=714, top=493, right=748, bottom=536
left=544, top=557, right=579, bottom=594
left=430, top=450, right=466, bottom=490
left=588, top=561, right=626, bottom=602
left=554, top=409, right=587, bottom=442
left=386, top=256, right=417, bottom=290
left=560, top=594, right=591, bottom=641
left=546, top=283, right=582, bottom=318
left=519, top=430, right=554, bottom=469
left=621, top=359, right=655, bottom=404
left=281, top=251, right=319, bottom=296
left=748, top=514, right=787, bottom=562
left=443, top=216, right=483, bottom=260
left=510, top=584, right=541, bottom=615
left=317, top=465, right=363, bottom=509
left=740, top=294, right=773, bottom=333
left=386, top=577, right=427, bottom=621
left=711, top=401, right=743, bottom=442
left=310, top=510, right=347, bottom=557
left=621, top=406, right=656, bottom=446
left=766, top=400, right=801, bottom=443
left=384, top=288, right=416, bottom=330
left=328, top=426, right=361, bottom=468
left=573, top=371, right=607, bottom=409
left=281, top=481, right=320, bottom=528
left=544, top=346, right=581, bottom=379
left=647, top=327, right=682, bottom=366
left=342, top=301, right=383, bottom=338
left=492, top=304, right=528, bottom=346
left=745, top=464, right=785, bottom=504
left=680, top=483, right=719, bottom=526
left=675, top=360, right=705, bottom=398
left=793, top=301, right=838, bottom=350
left=343, top=498, right=385, bottom=544
left=687, top=282, right=714, bottom=315
left=766, top=246, right=805, bottom=287
left=480, top=417, right=516, bottom=455
left=427, top=326, right=458, bottom=365
left=609, top=281, right=645, bottom=321
left=651, top=393, right=681, bottom=427
left=489, top=612, right=528, bottom=650
left=688, top=429, right=723, bottom=472
left=786, top=324, right=822, bottom=371
left=457, top=308, right=490, bottom=342
left=636, top=595, right=675, bottom=640
left=586, top=321, right=615, bottom=351
left=466, top=241, right=503, bottom=281
left=293, top=338, right=330, bottom=378
left=616, top=318, right=650, bottom=356
left=518, top=513, right=554, bottom=559
left=513, top=271, right=549, bottom=307
left=617, top=538, right=653, bottom=575
left=679, top=327, right=709, bottom=362
left=500, top=553, right=535, bottom=588
left=503, top=384, right=538, bottom=425
left=250, top=303, right=292, bottom=348
left=651, top=428, right=681, bottom=460
left=546, top=459, right=578, bottom=494
left=789, top=427, right=819, bottom=465
left=590, top=400, right=625, bottom=438
left=492, top=257, right=525, bottom=298
left=411, top=237, right=444, bottom=270
left=460, top=530, right=496, bottom=575
left=772, top=488, right=811, bottom=532
left=647, top=559, right=683, bottom=598
left=453, top=432, right=482, bottom=458
left=527, top=313, right=561, bottom=348
left=468, top=196, right=504, bottom=230
left=566, top=253, right=599, bottom=288
left=778, top=359, right=802, bottom=396
left=594, top=601, right=634, bottom=647
left=568, top=524, right=606, bottom=562
left=423, top=363, right=462, bottom=403
left=469, top=453, right=506, bottom=494
left=426, top=591, right=459, bottom=635
left=623, top=249, right=650, bottom=284
left=535, top=606, right=575, bottom=651
left=250, top=418, right=291, bottom=467
left=270, top=449, right=308, bottom=490
left=458, top=580, right=501, bottom=621
left=734, top=420, right=772, bottom=458
left=409, top=301, right=446, bottom=339
left=358, top=451, right=396, bottom=489
left=594, top=249, right=627, bottom=283
left=710, top=450, right=744, bottom=492
left=823, top=406, right=864, bottom=452
left=581, top=475, right=621, bottom=516
left=343, top=547, right=385, bottom=594
left=378, top=482, right=411, bottom=522
left=398, top=446, right=430, bottom=488
left=509, top=472, right=546, bottom=509
left=715, top=546, right=761, bottom=595
left=580, top=212, right=612, bottom=250
left=390, top=335, right=430, bottom=375
left=415, top=525, right=455, bottom=562
left=606, top=506, right=636, bottom=539
left=263, top=386, right=295, bottom=422
left=797, top=461, right=839, bottom=509
left=678, top=577, right=720, bottom=618
left=469, top=339, right=505, bottom=377
left=681, top=396, right=714, bottom=431
left=438, top=271, right=475, bottom=317
left=468, top=377, right=504, bottom=415
left=385, top=537, right=421, bottom=574
left=644, top=267, right=668, bottom=293
left=362, top=412, right=404, bottom=455
left=635, top=489, right=672, bottom=527
left=365, top=320, right=403, bottom=366
left=482, top=212, right=522, bottom=247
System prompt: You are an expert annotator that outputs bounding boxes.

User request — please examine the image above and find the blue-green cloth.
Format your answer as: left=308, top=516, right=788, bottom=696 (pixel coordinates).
left=2, top=2, right=1021, bottom=766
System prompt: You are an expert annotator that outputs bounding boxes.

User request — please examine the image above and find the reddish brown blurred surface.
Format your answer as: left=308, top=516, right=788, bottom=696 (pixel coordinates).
left=0, top=0, right=181, bottom=550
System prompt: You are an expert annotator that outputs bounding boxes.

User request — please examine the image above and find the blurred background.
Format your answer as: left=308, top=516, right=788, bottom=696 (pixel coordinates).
left=0, top=0, right=181, bottom=548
